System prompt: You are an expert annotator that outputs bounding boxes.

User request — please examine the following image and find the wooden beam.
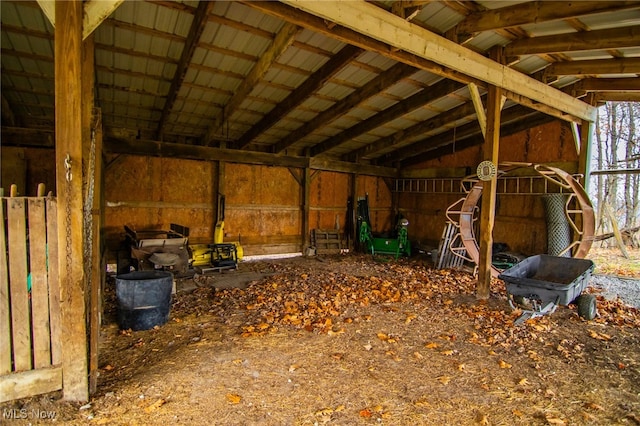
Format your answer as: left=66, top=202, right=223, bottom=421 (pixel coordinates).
left=468, top=82, right=486, bottom=137
left=54, top=0, right=88, bottom=402
left=545, top=57, right=640, bottom=76
left=36, top=0, right=55, bottom=28
left=274, top=62, right=418, bottom=154
left=157, top=0, right=215, bottom=139
left=456, top=1, right=639, bottom=35
left=477, top=81, right=503, bottom=299
left=234, top=44, right=364, bottom=149
left=309, top=157, right=398, bottom=178
left=505, top=25, right=640, bottom=56
left=355, top=100, right=478, bottom=163
left=317, top=79, right=465, bottom=157
left=575, top=77, right=640, bottom=92
left=400, top=109, right=552, bottom=166
left=0, top=366, right=62, bottom=404
left=278, top=0, right=596, bottom=123
left=204, top=22, right=301, bottom=144
left=83, top=0, right=125, bottom=39
left=594, top=92, right=640, bottom=102
left=103, top=137, right=398, bottom=177
left=37, top=0, right=124, bottom=39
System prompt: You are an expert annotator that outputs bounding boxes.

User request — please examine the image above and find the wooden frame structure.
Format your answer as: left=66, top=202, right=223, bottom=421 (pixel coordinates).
left=2, top=0, right=639, bottom=402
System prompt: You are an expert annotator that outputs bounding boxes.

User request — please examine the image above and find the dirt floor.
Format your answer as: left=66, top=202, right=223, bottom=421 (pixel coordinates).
left=2, top=249, right=639, bottom=425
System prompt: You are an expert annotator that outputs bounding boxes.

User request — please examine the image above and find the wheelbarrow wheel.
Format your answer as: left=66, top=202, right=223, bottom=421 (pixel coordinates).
left=575, top=294, right=597, bottom=320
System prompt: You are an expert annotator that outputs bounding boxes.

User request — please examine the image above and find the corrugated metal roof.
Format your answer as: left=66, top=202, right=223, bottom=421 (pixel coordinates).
left=1, top=0, right=638, bottom=165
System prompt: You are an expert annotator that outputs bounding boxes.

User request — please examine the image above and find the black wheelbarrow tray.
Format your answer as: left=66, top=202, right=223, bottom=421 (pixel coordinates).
left=498, top=254, right=596, bottom=324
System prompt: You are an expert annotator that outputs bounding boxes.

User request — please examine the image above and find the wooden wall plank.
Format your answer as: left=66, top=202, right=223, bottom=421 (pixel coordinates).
left=0, top=199, right=11, bottom=374
left=7, top=197, right=31, bottom=371
left=46, top=197, right=61, bottom=365
left=0, top=366, right=62, bottom=404
left=28, top=198, right=51, bottom=369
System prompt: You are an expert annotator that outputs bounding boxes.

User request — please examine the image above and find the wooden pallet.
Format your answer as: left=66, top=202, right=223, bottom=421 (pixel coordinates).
left=312, top=229, right=343, bottom=254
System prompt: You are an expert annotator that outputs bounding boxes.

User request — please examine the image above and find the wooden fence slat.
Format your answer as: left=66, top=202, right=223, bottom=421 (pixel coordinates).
left=28, top=198, right=52, bottom=369
left=8, top=198, right=32, bottom=372
left=46, top=198, right=62, bottom=365
left=0, top=366, right=62, bottom=404
left=0, top=199, right=11, bottom=374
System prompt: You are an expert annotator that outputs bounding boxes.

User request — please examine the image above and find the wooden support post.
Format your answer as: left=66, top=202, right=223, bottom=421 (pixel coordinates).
left=477, top=81, right=502, bottom=300
left=578, top=122, right=593, bottom=193
left=302, top=167, right=311, bottom=251
left=55, top=0, right=88, bottom=402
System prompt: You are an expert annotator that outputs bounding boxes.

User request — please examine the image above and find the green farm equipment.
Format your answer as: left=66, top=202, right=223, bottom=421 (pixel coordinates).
left=357, top=195, right=411, bottom=259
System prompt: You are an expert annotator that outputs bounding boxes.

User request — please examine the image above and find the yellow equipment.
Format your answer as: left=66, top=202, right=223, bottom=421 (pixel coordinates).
left=190, top=195, right=243, bottom=271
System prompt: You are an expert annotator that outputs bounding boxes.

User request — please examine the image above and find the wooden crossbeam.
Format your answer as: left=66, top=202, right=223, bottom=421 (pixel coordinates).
left=277, top=0, right=595, bottom=123
left=387, top=104, right=535, bottom=165
left=354, top=101, right=478, bottom=163
left=401, top=112, right=552, bottom=166
left=37, top=0, right=124, bottom=40
left=273, top=62, right=418, bottom=154
left=545, top=57, right=640, bottom=76
left=456, top=1, right=639, bottom=35
left=505, top=25, right=640, bottom=56
left=234, top=44, right=363, bottom=149
left=317, top=79, right=465, bottom=157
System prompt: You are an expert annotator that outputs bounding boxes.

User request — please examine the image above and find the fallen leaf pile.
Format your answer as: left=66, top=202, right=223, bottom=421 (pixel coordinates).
left=217, top=263, right=478, bottom=336
left=182, top=256, right=640, bottom=339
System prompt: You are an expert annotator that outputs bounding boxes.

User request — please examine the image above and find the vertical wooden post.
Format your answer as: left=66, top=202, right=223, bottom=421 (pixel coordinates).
left=302, top=167, right=311, bottom=251
left=55, top=0, right=88, bottom=402
left=578, top=121, right=593, bottom=194
left=476, top=83, right=502, bottom=300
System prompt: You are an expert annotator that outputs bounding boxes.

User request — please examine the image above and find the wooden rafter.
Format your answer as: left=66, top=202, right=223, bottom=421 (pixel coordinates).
left=314, top=79, right=465, bottom=157
left=545, top=57, right=640, bottom=77
left=273, top=1, right=595, bottom=123
left=505, top=25, right=640, bottom=57
left=273, top=62, right=418, bottom=154
left=594, top=92, right=640, bottom=102
left=234, top=44, right=364, bottom=149
left=575, top=77, right=640, bottom=92
left=203, top=22, right=301, bottom=145
left=156, top=0, right=215, bottom=139
left=401, top=110, right=552, bottom=167
left=349, top=100, right=479, bottom=163
left=456, top=1, right=640, bottom=35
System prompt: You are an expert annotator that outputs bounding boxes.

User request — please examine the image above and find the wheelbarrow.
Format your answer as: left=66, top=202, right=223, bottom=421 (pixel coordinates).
left=498, top=255, right=597, bottom=325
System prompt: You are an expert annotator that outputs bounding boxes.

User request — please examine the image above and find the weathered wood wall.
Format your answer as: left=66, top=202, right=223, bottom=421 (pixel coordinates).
left=1, top=120, right=579, bottom=258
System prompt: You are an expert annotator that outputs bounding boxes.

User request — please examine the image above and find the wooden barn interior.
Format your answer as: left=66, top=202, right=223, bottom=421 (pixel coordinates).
left=1, top=0, right=639, bottom=403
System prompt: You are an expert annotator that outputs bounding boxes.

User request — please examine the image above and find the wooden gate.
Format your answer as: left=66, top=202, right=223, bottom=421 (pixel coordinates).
left=0, top=196, right=62, bottom=403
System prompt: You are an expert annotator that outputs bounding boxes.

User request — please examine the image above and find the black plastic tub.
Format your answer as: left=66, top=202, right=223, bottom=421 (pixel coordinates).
left=115, top=271, right=173, bottom=331
left=498, top=255, right=595, bottom=305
